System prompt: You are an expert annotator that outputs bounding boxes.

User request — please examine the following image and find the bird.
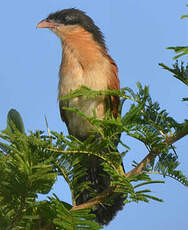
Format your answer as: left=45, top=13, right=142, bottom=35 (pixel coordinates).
left=37, top=8, right=124, bottom=225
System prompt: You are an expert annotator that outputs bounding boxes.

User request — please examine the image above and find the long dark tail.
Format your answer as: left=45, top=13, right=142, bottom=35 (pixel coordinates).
left=75, top=157, right=124, bottom=226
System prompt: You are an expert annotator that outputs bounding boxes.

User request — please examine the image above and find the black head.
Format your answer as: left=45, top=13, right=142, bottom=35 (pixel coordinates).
left=46, top=8, right=106, bottom=49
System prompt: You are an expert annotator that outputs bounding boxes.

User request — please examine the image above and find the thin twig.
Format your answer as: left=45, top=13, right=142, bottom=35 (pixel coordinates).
left=71, top=187, right=114, bottom=211
left=47, top=148, right=118, bottom=172
left=55, top=162, right=76, bottom=206
left=126, top=121, right=188, bottom=177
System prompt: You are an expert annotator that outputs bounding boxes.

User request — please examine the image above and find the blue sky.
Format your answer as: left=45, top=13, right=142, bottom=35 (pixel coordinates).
left=1, top=0, right=188, bottom=229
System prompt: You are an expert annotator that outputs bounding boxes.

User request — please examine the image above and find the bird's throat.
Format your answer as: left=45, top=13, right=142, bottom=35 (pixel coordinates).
left=58, top=30, right=109, bottom=98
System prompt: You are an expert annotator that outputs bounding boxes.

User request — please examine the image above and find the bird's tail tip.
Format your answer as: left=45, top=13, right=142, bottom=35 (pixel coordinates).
left=93, top=193, right=125, bottom=225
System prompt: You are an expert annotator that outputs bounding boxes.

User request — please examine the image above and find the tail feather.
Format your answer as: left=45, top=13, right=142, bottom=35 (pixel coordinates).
left=75, top=157, right=124, bottom=225
left=93, top=193, right=124, bottom=225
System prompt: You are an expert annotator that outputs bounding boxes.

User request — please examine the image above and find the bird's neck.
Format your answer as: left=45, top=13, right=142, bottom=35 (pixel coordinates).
left=61, top=29, right=105, bottom=71
left=58, top=29, right=109, bottom=98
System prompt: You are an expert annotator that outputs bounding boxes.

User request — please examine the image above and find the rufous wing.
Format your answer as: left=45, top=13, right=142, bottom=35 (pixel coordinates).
left=106, top=55, right=120, bottom=118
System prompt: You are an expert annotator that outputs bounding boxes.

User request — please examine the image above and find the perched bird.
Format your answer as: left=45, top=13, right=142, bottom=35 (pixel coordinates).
left=37, top=8, right=124, bottom=225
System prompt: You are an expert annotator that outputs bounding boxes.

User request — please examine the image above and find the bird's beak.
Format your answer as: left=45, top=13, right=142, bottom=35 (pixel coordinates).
left=37, top=20, right=60, bottom=29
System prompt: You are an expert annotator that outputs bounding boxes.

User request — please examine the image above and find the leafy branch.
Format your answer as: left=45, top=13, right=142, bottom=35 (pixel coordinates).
left=126, top=120, right=188, bottom=177
left=0, top=79, right=187, bottom=229
left=159, top=61, right=188, bottom=86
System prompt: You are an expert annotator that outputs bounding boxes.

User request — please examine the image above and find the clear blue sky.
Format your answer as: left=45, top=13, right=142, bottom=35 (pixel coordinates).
left=1, top=1, right=188, bottom=229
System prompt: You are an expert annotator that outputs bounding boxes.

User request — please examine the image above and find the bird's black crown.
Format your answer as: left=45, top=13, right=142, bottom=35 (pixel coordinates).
left=47, top=8, right=106, bottom=49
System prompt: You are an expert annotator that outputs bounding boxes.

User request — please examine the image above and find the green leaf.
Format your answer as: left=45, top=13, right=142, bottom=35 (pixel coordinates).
left=53, top=198, right=101, bottom=230
left=181, top=15, right=188, bottom=19
left=134, top=180, right=164, bottom=189
left=5, top=109, right=25, bottom=134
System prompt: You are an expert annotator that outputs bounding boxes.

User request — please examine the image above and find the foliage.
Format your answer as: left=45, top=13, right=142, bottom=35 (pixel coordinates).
left=0, top=78, right=188, bottom=229
left=159, top=5, right=188, bottom=91
left=159, top=61, right=188, bottom=87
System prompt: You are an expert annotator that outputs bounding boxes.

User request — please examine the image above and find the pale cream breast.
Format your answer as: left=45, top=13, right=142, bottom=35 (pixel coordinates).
left=58, top=28, right=111, bottom=137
